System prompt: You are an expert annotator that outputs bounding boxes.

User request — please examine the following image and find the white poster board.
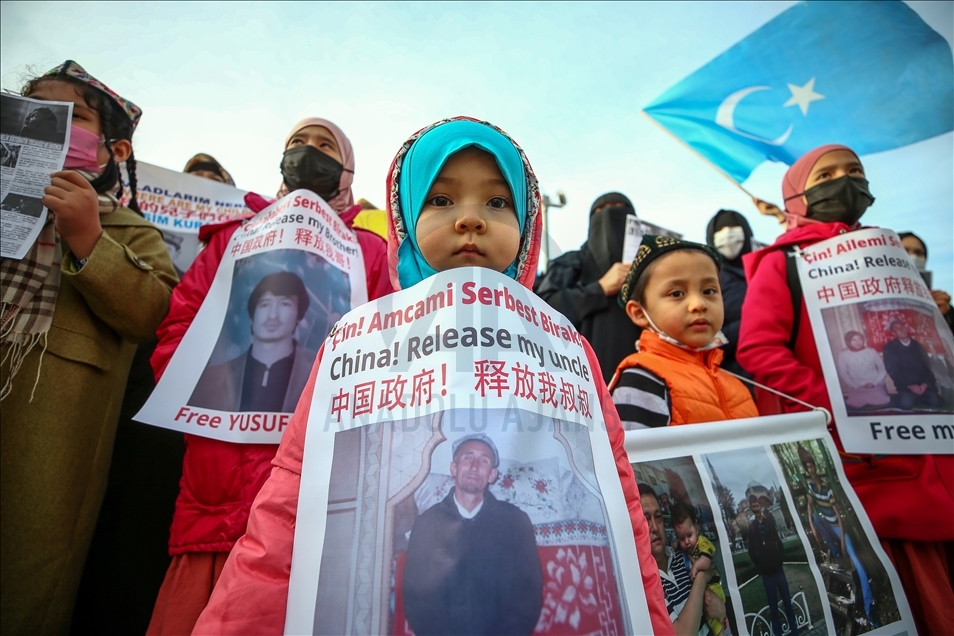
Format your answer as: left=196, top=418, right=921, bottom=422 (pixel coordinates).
left=796, top=228, right=954, bottom=454
left=621, top=216, right=685, bottom=266
left=626, top=412, right=916, bottom=636
left=119, top=161, right=249, bottom=276
left=285, top=267, right=654, bottom=636
left=135, top=189, right=367, bottom=444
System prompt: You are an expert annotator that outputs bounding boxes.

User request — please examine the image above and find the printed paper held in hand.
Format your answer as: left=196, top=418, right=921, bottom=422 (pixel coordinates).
left=796, top=227, right=954, bottom=454
left=0, top=93, right=72, bottom=259
left=626, top=411, right=917, bottom=636
left=285, top=267, right=654, bottom=636
left=621, top=214, right=642, bottom=265
left=134, top=189, right=367, bottom=444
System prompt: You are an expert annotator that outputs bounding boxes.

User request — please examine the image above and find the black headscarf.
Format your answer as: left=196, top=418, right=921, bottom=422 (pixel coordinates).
left=705, top=209, right=754, bottom=263
left=583, top=192, right=636, bottom=279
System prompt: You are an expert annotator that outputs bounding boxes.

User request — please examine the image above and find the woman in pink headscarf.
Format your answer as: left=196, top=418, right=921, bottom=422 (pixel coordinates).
left=737, top=145, right=954, bottom=634
left=146, top=118, right=392, bottom=635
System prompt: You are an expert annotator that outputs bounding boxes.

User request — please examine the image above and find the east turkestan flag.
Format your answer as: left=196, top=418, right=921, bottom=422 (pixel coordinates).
left=643, top=0, right=953, bottom=182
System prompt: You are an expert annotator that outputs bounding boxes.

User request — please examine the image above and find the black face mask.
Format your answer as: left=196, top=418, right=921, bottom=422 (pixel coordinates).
left=280, top=145, right=351, bottom=200
left=804, top=175, right=874, bottom=226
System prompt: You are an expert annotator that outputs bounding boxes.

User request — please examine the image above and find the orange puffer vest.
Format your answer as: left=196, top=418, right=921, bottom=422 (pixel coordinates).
left=610, top=330, right=758, bottom=424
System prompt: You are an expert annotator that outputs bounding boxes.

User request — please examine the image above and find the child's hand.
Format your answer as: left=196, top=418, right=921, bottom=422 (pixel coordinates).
left=691, top=554, right=712, bottom=580
left=43, top=170, right=102, bottom=259
left=598, top=262, right=631, bottom=296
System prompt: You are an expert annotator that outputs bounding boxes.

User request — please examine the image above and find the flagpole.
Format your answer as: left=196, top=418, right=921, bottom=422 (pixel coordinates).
left=639, top=110, right=788, bottom=224
left=639, top=109, right=759, bottom=198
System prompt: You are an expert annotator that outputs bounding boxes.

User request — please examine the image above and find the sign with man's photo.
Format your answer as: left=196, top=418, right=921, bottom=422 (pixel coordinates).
left=135, top=189, right=367, bottom=444
left=796, top=227, right=954, bottom=454
left=285, top=267, right=655, bottom=636
left=626, top=412, right=916, bottom=636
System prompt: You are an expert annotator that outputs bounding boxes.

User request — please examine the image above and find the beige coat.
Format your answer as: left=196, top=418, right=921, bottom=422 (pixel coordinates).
left=1, top=207, right=177, bottom=635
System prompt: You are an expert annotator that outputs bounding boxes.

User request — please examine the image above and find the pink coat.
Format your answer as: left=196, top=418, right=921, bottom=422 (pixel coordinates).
left=195, top=119, right=673, bottom=635
left=738, top=222, right=954, bottom=542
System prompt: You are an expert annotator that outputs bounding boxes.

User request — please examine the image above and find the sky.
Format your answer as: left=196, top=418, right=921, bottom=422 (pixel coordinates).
left=2, top=1, right=952, bottom=290
left=704, top=449, right=782, bottom=508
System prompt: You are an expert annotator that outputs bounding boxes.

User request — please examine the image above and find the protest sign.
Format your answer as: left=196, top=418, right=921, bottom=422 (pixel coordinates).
left=796, top=228, right=954, bottom=454
left=135, top=189, right=366, bottom=444
left=119, top=161, right=249, bottom=275
left=622, top=216, right=683, bottom=265
left=0, top=93, right=71, bottom=259
left=285, top=267, right=653, bottom=636
left=627, top=412, right=916, bottom=636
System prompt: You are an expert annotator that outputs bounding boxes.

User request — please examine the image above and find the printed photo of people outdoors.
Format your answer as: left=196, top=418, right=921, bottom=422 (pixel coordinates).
left=633, top=457, right=740, bottom=636
left=702, top=448, right=825, bottom=636
left=821, top=298, right=954, bottom=415
left=772, top=440, right=902, bottom=634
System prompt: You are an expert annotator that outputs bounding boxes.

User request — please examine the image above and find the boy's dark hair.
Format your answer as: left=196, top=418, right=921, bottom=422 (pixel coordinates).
left=247, top=272, right=310, bottom=321
left=22, top=74, right=141, bottom=214
left=669, top=501, right=697, bottom=528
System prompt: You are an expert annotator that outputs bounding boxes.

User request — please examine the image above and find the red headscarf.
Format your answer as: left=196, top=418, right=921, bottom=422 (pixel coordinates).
left=782, top=144, right=860, bottom=229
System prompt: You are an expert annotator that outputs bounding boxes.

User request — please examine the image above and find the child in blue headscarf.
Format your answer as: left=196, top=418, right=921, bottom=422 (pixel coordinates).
left=195, top=117, right=672, bottom=635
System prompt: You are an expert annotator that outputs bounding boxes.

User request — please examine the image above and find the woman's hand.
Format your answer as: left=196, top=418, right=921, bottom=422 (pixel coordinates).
left=598, top=262, right=631, bottom=296
left=42, top=170, right=102, bottom=260
left=752, top=197, right=786, bottom=224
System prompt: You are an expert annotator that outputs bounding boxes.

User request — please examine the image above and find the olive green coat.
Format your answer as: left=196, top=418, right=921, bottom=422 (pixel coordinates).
left=1, top=207, right=177, bottom=635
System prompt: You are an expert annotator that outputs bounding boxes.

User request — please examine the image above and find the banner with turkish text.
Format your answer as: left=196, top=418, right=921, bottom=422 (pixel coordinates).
left=119, top=161, right=249, bottom=276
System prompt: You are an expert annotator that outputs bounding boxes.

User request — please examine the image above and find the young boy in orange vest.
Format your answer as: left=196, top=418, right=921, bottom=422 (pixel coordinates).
left=609, top=235, right=757, bottom=428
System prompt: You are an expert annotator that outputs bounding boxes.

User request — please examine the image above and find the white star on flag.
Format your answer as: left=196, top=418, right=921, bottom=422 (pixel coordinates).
left=784, top=78, right=825, bottom=116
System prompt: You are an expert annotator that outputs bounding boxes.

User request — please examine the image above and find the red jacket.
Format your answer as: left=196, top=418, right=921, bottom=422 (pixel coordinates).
left=738, top=222, right=954, bottom=542
left=151, top=195, right=394, bottom=554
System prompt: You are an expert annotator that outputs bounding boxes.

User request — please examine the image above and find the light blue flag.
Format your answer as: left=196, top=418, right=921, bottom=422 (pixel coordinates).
left=643, top=1, right=953, bottom=182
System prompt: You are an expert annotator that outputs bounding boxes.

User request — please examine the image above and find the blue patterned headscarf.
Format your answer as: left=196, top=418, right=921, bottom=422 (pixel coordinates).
left=396, top=120, right=528, bottom=287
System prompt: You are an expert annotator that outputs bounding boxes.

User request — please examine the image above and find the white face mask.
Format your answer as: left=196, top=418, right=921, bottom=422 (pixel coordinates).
left=639, top=309, right=729, bottom=353
left=911, top=255, right=927, bottom=271
left=713, top=226, right=746, bottom=261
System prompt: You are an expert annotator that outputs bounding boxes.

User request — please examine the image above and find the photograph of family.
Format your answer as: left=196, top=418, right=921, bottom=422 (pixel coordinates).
left=632, top=456, right=740, bottom=636
left=821, top=298, right=954, bottom=416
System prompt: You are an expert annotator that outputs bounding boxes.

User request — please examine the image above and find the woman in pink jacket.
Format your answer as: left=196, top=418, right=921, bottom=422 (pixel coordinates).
left=147, top=118, right=393, bottom=635
left=194, top=117, right=673, bottom=635
left=738, top=143, right=954, bottom=634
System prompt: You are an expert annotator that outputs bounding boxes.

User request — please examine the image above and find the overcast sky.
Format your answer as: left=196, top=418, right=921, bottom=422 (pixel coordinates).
left=2, top=1, right=951, bottom=289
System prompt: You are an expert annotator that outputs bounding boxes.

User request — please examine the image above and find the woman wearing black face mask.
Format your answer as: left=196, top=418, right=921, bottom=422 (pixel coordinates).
left=738, top=144, right=954, bottom=636
left=146, top=117, right=392, bottom=635
left=276, top=118, right=355, bottom=210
